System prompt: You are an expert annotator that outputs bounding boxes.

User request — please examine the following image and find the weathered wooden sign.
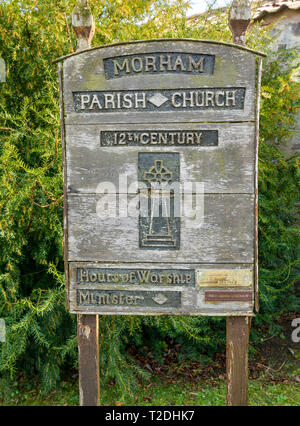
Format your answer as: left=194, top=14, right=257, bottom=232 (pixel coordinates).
left=56, top=39, right=264, bottom=317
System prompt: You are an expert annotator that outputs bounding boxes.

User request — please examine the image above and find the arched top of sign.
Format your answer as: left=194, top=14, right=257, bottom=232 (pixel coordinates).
left=59, top=38, right=264, bottom=125
left=54, top=38, right=266, bottom=64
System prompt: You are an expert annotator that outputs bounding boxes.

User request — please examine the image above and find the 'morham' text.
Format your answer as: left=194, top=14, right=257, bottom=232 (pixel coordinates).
left=103, top=53, right=215, bottom=79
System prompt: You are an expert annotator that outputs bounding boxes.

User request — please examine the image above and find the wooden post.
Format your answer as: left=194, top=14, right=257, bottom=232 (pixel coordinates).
left=226, top=316, right=249, bottom=406
left=72, top=1, right=99, bottom=407
left=72, top=0, right=95, bottom=51
left=226, top=0, right=252, bottom=407
left=77, top=314, right=100, bottom=406
left=228, top=0, right=251, bottom=46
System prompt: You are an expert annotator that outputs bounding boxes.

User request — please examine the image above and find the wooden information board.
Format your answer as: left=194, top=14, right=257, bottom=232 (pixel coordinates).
left=57, top=39, right=264, bottom=317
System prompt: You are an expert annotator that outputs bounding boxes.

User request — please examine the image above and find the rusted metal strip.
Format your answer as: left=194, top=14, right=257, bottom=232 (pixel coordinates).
left=205, top=291, right=252, bottom=302
left=77, top=314, right=100, bottom=406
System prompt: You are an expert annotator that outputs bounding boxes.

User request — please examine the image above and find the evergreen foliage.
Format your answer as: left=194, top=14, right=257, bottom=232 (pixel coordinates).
left=0, top=0, right=299, bottom=397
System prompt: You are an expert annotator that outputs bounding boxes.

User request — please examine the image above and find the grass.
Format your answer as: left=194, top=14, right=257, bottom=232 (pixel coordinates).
left=1, top=317, right=299, bottom=406
left=0, top=367, right=299, bottom=406
left=102, top=368, right=300, bottom=406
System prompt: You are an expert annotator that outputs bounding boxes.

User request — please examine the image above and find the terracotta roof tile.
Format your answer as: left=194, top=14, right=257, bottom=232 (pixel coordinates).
left=187, top=1, right=300, bottom=21
left=253, top=0, right=300, bottom=20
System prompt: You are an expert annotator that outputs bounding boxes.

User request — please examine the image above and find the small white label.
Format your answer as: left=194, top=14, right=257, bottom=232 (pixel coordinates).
left=0, top=319, right=6, bottom=342
left=0, top=57, right=5, bottom=83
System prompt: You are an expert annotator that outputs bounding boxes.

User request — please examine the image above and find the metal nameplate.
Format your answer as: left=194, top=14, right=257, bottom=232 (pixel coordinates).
left=138, top=153, right=180, bottom=250
left=77, top=289, right=182, bottom=308
left=76, top=267, right=195, bottom=286
left=196, top=269, right=252, bottom=287
left=100, top=130, right=218, bottom=147
left=73, top=88, right=246, bottom=113
left=103, top=52, right=215, bottom=79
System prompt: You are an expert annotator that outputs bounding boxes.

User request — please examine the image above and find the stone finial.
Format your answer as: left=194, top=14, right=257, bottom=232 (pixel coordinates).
left=72, top=0, right=95, bottom=52
left=228, top=0, right=251, bottom=46
left=0, top=56, right=5, bottom=82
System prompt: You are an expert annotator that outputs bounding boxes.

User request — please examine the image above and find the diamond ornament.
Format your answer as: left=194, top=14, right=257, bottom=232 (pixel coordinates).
left=148, top=93, right=168, bottom=108
left=152, top=293, right=168, bottom=305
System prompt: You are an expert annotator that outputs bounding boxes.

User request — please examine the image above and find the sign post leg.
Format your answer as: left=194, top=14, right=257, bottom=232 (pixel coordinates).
left=77, top=314, right=100, bottom=406
left=226, top=316, right=250, bottom=406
